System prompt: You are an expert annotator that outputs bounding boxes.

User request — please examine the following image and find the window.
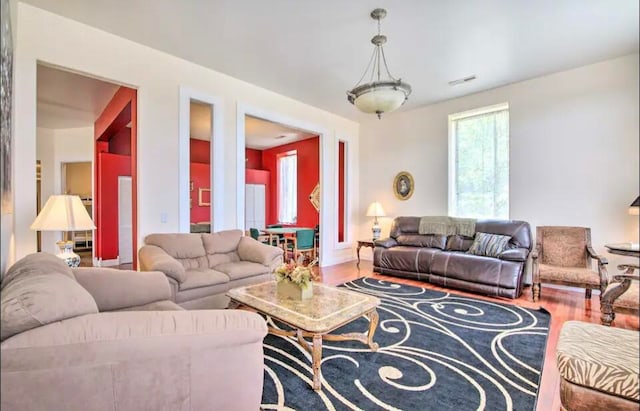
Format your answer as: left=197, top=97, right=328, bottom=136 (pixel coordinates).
left=278, top=152, right=297, bottom=224
left=448, top=103, right=509, bottom=219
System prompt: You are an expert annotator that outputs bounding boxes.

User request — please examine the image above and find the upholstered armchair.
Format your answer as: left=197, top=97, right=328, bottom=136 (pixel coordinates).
left=600, top=264, right=639, bottom=326
left=532, top=226, right=608, bottom=302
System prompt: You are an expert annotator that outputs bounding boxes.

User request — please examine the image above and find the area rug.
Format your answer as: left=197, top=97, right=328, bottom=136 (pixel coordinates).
left=261, top=278, right=550, bottom=410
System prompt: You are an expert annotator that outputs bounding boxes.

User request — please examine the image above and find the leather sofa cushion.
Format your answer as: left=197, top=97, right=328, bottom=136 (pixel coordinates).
left=375, top=246, right=442, bottom=273
left=430, top=253, right=523, bottom=290
left=1, top=272, right=98, bottom=341
left=445, top=235, right=474, bottom=252
left=475, top=219, right=532, bottom=249
left=202, top=230, right=243, bottom=254
left=498, top=247, right=529, bottom=262
left=145, top=234, right=206, bottom=259
left=396, top=235, right=446, bottom=250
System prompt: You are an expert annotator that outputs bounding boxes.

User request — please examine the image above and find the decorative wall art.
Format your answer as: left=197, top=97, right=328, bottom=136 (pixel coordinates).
left=393, top=171, right=414, bottom=200
left=1, top=0, right=13, bottom=214
left=309, top=183, right=320, bottom=212
left=198, top=188, right=211, bottom=206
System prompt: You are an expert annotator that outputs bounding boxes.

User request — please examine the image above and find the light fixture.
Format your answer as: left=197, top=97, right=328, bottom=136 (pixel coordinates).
left=366, top=201, right=386, bottom=240
left=629, top=196, right=639, bottom=215
left=347, top=8, right=411, bottom=119
left=30, top=195, right=96, bottom=267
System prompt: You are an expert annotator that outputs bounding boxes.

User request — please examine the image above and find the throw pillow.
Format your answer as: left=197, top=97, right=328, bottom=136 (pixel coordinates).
left=468, top=232, right=512, bottom=257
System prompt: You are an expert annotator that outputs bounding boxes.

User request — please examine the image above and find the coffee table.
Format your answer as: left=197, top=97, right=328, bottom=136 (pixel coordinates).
left=227, top=281, right=380, bottom=391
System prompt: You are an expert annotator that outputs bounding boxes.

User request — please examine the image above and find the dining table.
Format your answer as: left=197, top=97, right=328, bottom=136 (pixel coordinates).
left=262, top=227, right=314, bottom=235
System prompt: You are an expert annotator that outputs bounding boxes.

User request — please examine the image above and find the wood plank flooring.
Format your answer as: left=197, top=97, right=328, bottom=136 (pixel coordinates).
left=317, top=260, right=639, bottom=411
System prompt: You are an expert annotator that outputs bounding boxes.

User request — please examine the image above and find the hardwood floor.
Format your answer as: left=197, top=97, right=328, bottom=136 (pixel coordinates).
left=317, top=260, right=639, bottom=411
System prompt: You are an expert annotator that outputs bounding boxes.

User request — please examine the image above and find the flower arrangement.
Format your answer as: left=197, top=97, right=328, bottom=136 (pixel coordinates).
left=274, top=257, right=318, bottom=289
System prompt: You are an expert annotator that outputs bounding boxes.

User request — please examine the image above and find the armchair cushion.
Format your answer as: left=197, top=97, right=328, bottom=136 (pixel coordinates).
left=1, top=272, right=98, bottom=341
left=604, top=280, right=640, bottom=310
left=73, top=268, right=171, bottom=312
left=538, top=264, right=600, bottom=286
left=468, top=232, right=511, bottom=257
left=139, top=245, right=187, bottom=283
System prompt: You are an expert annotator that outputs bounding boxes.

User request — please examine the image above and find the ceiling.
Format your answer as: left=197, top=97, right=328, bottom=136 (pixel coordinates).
left=26, top=1, right=639, bottom=121
left=245, top=116, right=316, bottom=150
left=37, top=64, right=119, bottom=129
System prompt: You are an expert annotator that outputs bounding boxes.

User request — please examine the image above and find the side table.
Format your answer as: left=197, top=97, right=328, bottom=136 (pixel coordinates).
left=356, top=240, right=375, bottom=268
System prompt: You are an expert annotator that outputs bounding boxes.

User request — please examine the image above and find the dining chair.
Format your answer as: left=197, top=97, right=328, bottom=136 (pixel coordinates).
left=284, top=229, right=316, bottom=262
left=266, top=224, right=285, bottom=244
left=249, top=228, right=278, bottom=247
left=314, top=224, right=320, bottom=258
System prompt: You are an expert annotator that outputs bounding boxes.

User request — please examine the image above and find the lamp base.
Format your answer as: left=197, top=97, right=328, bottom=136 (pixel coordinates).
left=372, top=223, right=381, bottom=241
left=56, top=240, right=81, bottom=267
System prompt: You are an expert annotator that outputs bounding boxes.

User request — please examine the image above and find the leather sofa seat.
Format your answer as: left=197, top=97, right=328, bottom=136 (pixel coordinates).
left=374, top=217, right=532, bottom=299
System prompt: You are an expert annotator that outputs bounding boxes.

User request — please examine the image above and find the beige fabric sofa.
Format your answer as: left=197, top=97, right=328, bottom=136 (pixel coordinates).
left=1, top=253, right=268, bottom=411
left=139, top=229, right=283, bottom=309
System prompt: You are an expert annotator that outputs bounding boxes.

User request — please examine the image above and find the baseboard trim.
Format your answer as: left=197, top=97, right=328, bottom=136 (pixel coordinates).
left=93, top=258, right=120, bottom=267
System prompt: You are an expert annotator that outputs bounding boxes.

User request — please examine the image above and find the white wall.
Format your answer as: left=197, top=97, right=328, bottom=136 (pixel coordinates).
left=359, top=54, right=639, bottom=270
left=36, top=126, right=93, bottom=254
left=10, top=3, right=359, bottom=268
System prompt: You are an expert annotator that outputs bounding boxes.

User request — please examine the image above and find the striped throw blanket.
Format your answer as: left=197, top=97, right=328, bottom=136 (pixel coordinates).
left=418, top=216, right=476, bottom=237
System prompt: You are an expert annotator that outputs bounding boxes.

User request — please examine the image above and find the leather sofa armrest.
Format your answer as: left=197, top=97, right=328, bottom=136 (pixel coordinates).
left=374, top=238, right=397, bottom=248
left=237, top=236, right=284, bottom=269
left=498, top=247, right=529, bottom=262
left=73, top=268, right=171, bottom=312
left=138, top=245, right=186, bottom=283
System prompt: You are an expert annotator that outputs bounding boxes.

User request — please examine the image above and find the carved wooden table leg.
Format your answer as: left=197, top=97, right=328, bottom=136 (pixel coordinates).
left=366, top=309, right=380, bottom=351
left=311, top=333, right=323, bottom=391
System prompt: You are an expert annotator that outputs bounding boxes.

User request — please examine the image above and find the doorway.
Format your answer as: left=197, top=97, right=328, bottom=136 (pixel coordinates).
left=188, top=100, right=213, bottom=233
left=118, top=176, right=133, bottom=265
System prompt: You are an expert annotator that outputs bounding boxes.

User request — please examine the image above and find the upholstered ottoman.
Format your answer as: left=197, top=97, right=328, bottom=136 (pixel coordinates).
left=557, top=321, right=639, bottom=411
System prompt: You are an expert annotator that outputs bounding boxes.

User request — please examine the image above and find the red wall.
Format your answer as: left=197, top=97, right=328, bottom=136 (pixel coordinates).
left=338, top=142, right=345, bottom=242
left=96, top=153, right=131, bottom=260
left=190, top=163, right=211, bottom=223
left=190, top=139, right=210, bottom=164
left=245, top=148, right=263, bottom=169
left=262, top=137, right=319, bottom=228
left=109, top=128, right=132, bottom=156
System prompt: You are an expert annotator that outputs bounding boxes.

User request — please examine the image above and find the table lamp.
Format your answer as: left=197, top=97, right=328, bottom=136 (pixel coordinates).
left=366, top=201, right=386, bottom=240
left=30, top=195, right=96, bottom=267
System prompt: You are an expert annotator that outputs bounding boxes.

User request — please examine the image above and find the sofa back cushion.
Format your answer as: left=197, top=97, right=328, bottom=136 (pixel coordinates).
left=202, top=230, right=243, bottom=254
left=389, top=217, right=422, bottom=238
left=1, top=253, right=98, bottom=341
left=396, top=234, right=447, bottom=250
left=144, top=233, right=207, bottom=270
left=474, top=220, right=532, bottom=250
left=445, top=235, right=475, bottom=252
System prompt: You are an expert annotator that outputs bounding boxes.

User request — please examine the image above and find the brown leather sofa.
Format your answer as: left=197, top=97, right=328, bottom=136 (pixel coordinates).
left=373, top=217, right=532, bottom=299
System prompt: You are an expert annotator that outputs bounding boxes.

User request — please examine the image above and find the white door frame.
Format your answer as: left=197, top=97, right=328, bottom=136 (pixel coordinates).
left=178, top=87, right=224, bottom=233
left=236, top=102, right=329, bottom=265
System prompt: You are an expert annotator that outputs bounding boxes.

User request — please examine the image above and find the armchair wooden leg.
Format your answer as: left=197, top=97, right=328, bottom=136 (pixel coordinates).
left=600, top=304, right=615, bottom=326
left=585, top=288, right=592, bottom=299
left=532, top=283, right=541, bottom=302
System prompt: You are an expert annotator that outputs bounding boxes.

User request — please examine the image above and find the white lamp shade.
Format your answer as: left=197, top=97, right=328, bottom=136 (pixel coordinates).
left=31, top=195, right=95, bottom=231
left=354, top=87, right=407, bottom=114
left=366, top=201, right=386, bottom=217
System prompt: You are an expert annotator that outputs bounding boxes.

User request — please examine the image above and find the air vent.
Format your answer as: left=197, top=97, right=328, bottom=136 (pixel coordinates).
left=448, top=75, right=476, bottom=86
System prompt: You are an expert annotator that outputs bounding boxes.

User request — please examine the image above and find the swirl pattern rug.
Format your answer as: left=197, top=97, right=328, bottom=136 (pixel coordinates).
left=261, top=278, right=550, bottom=410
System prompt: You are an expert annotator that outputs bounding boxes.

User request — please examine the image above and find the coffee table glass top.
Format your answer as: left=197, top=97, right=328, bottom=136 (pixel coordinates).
left=227, top=281, right=380, bottom=333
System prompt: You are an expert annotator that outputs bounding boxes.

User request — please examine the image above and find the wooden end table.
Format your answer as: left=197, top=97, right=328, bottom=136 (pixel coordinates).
left=227, top=281, right=380, bottom=391
left=356, top=240, right=375, bottom=267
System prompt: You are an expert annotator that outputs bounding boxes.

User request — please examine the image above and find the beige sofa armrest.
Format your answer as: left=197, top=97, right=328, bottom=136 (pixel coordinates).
left=138, top=245, right=186, bottom=283
left=237, top=236, right=284, bottom=268
left=73, top=268, right=171, bottom=312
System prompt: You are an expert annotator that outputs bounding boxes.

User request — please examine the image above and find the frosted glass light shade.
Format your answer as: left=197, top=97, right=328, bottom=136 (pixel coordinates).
left=366, top=201, right=386, bottom=217
left=354, top=87, right=407, bottom=114
left=31, top=195, right=95, bottom=231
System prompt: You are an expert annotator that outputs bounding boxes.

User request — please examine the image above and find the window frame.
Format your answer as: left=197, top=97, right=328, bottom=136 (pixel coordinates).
left=447, top=102, right=510, bottom=219
left=277, top=150, right=297, bottom=224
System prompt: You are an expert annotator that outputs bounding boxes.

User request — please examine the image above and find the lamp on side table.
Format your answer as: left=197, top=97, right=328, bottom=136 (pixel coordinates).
left=30, top=195, right=96, bottom=267
left=366, top=201, right=386, bottom=241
